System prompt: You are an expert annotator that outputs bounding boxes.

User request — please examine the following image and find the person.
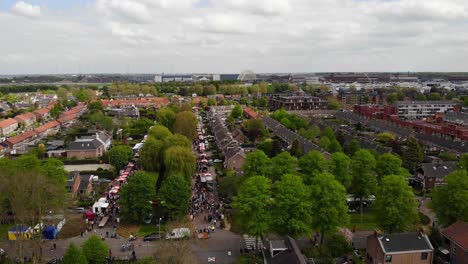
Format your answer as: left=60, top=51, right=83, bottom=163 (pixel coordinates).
left=109, top=249, right=112, bottom=258
left=132, top=250, right=136, bottom=260
left=53, top=243, right=56, bottom=250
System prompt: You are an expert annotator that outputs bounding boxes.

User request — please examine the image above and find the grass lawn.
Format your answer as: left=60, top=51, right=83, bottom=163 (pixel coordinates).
left=0, top=224, right=12, bottom=240
left=137, top=224, right=166, bottom=237
left=346, top=209, right=379, bottom=231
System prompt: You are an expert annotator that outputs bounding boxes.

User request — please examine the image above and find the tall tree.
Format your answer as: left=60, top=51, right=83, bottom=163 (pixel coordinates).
left=267, top=152, right=298, bottom=182
left=329, top=152, right=352, bottom=188
left=350, top=150, right=377, bottom=217
left=458, top=153, right=468, bottom=171
left=174, top=111, right=197, bottom=140
left=156, top=108, right=177, bottom=131
left=139, top=137, right=164, bottom=172
left=148, top=124, right=172, bottom=141
left=233, top=176, right=272, bottom=253
left=158, top=175, right=191, bottom=218
left=432, top=170, right=468, bottom=226
left=310, top=173, right=349, bottom=244
left=242, top=150, right=271, bottom=177
left=344, top=139, right=361, bottom=156
left=374, top=175, right=419, bottom=233
left=327, top=139, right=343, bottom=153
left=231, top=105, right=243, bottom=119
left=120, top=171, right=158, bottom=222
left=375, top=153, right=408, bottom=180
left=63, top=243, right=88, bottom=264
left=299, top=150, right=328, bottom=184
left=271, top=174, right=312, bottom=236
left=81, top=236, right=109, bottom=264
left=108, top=145, right=133, bottom=171
left=164, top=146, right=196, bottom=182
left=401, top=137, right=424, bottom=173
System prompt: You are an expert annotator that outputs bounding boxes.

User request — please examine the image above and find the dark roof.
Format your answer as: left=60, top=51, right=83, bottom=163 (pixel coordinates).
left=68, top=139, right=102, bottom=151
left=378, top=232, right=433, bottom=253
left=420, top=161, right=457, bottom=178
left=78, top=177, right=90, bottom=191
left=442, top=221, right=468, bottom=251
left=263, top=236, right=306, bottom=264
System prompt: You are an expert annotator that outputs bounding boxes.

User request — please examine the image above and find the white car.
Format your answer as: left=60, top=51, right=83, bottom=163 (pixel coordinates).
left=213, top=159, right=223, bottom=163
left=166, top=228, right=191, bottom=240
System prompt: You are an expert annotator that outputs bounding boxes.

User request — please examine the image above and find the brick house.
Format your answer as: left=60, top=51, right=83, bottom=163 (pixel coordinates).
left=224, top=148, right=246, bottom=174
left=441, top=221, right=468, bottom=264
left=14, top=112, right=37, bottom=128
left=366, top=231, right=433, bottom=264
left=4, top=130, right=38, bottom=149
left=33, top=108, right=51, bottom=121
left=34, top=121, right=60, bottom=137
left=67, top=172, right=82, bottom=196
left=67, top=138, right=105, bottom=159
left=415, top=161, right=457, bottom=190
left=0, top=118, right=18, bottom=136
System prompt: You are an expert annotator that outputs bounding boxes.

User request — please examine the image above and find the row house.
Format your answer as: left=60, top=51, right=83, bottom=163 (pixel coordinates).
left=100, top=97, right=170, bottom=109
left=0, top=118, right=18, bottom=136
left=57, top=113, right=77, bottom=127
left=34, top=121, right=60, bottom=137
left=268, top=89, right=328, bottom=111
left=14, top=112, right=37, bottom=128
left=414, top=160, right=457, bottom=190
left=33, top=108, right=51, bottom=122
left=4, top=130, right=38, bottom=149
left=441, top=221, right=468, bottom=264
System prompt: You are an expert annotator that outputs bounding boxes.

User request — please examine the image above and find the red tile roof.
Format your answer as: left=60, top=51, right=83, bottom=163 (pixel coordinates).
left=442, top=221, right=468, bottom=250
left=0, top=118, right=18, bottom=128
left=34, top=108, right=50, bottom=115
left=15, top=112, right=36, bottom=122
left=6, top=130, right=38, bottom=146
left=243, top=106, right=259, bottom=119
left=34, top=121, right=60, bottom=134
left=57, top=113, right=77, bottom=124
left=101, top=97, right=170, bottom=108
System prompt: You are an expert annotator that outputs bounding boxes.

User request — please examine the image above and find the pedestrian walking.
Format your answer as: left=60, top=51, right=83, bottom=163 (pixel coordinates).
left=53, top=243, right=56, bottom=250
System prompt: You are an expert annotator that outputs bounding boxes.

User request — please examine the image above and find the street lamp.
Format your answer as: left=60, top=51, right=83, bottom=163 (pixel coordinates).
left=158, top=217, right=162, bottom=235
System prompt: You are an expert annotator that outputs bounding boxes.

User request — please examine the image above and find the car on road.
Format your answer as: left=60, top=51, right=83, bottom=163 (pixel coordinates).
left=73, top=207, right=85, bottom=213
left=213, top=159, right=223, bottom=163
left=143, top=232, right=162, bottom=241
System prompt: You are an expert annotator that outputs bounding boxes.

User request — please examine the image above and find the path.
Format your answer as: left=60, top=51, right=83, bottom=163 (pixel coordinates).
left=417, top=196, right=437, bottom=225
left=64, top=164, right=113, bottom=172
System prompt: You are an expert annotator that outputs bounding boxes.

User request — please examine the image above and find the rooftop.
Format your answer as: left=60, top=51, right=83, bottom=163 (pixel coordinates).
left=378, top=232, right=433, bottom=253
left=442, top=221, right=468, bottom=251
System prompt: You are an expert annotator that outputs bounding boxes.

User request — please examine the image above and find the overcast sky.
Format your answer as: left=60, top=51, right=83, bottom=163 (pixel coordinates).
left=1, top=0, right=468, bottom=74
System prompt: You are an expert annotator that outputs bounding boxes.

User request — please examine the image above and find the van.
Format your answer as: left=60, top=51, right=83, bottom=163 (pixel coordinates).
left=166, top=228, right=191, bottom=240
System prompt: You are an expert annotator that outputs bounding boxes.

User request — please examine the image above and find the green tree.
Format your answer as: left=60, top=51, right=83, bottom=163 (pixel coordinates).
left=427, top=92, right=441, bottom=101
left=310, top=173, right=349, bottom=244
left=81, top=235, right=109, bottom=264
left=243, top=119, right=267, bottom=141
left=242, top=150, right=271, bottom=177
left=329, top=152, right=352, bottom=188
left=120, top=171, right=158, bottom=222
left=139, top=137, right=164, bottom=172
left=325, top=233, right=353, bottom=258
left=156, top=108, right=176, bottom=131
left=386, top=93, right=398, bottom=104
left=299, top=150, right=328, bottom=184
left=56, top=87, right=69, bottom=102
left=148, top=124, right=172, bottom=141
left=290, top=139, right=303, bottom=157
left=233, top=176, right=272, bottom=253
left=76, top=89, right=89, bottom=102
left=174, top=111, right=197, bottom=140
left=50, top=103, right=62, bottom=119
left=109, top=145, right=133, bottom=171
left=88, top=101, right=103, bottom=112
left=401, top=137, right=424, bottom=173
left=164, top=146, right=196, bottom=182
left=344, top=139, right=361, bottom=156
left=63, top=243, right=88, bottom=264
left=319, top=136, right=331, bottom=149
left=375, top=153, right=408, bottom=180
left=271, top=174, right=311, bottom=236
left=231, top=105, right=243, bottom=119
left=415, top=93, right=426, bottom=101
left=375, top=175, right=418, bottom=233
left=322, top=127, right=336, bottom=141
left=458, top=153, right=468, bottom=171
left=158, top=174, right=191, bottom=218
left=327, top=139, right=342, bottom=153
left=205, top=84, right=217, bottom=95
left=377, top=132, right=396, bottom=143
left=267, top=152, right=298, bottom=182
left=350, top=150, right=377, bottom=216
left=432, top=170, right=468, bottom=226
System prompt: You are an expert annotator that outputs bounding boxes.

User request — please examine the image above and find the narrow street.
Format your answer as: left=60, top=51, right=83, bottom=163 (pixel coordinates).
left=190, top=109, right=242, bottom=264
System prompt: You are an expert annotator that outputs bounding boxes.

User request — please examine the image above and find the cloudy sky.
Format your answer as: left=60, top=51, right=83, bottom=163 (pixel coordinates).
left=1, top=0, right=468, bottom=74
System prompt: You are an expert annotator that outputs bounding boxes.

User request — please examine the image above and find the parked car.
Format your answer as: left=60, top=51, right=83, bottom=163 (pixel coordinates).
left=74, top=207, right=85, bottom=213
left=213, top=159, right=223, bottom=163
left=143, top=232, right=162, bottom=241
left=166, top=228, right=191, bottom=240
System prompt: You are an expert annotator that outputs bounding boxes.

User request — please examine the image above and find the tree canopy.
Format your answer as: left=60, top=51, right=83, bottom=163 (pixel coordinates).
left=174, top=111, right=197, bottom=140
left=63, top=243, right=88, bottom=264
left=329, top=152, right=352, bottom=188
left=158, top=174, right=191, bottom=218
left=164, top=146, right=196, bottom=182
left=432, top=170, right=468, bottom=226
left=120, top=171, right=158, bottom=222
left=108, top=145, right=133, bottom=171
left=299, top=150, right=328, bottom=184
left=242, top=150, right=271, bottom=177
left=81, top=235, right=109, bottom=264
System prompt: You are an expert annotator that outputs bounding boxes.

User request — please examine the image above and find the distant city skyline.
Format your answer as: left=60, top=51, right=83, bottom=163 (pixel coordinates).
left=1, top=0, right=468, bottom=74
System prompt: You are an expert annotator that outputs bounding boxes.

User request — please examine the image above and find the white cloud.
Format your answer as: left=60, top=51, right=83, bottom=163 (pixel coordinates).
left=11, top=1, right=41, bottom=19
left=1, top=0, right=468, bottom=74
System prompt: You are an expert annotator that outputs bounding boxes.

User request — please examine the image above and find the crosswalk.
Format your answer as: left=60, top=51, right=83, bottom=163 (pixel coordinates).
left=243, top=235, right=264, bottom=250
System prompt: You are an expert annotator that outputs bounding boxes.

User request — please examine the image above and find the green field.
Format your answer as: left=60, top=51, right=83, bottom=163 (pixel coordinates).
left=346, top=210, right=378, bottom=231
left=137, top=224, right=166, bottom=237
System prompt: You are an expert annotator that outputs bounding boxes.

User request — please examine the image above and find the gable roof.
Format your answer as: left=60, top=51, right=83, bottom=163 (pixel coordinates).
left=68, top=139, right=103, bottom=151
left=15, top=112, right=36, bottom=122
left=419, top=161, right=457, bottom=178
left=34, top=108, right=50, bottom=116
left=243, top=106, right=259, bottom=119
left=0, top=118, right=18, bottom=128
left=6, top=130, right=38, bottom=146
left=442, top=221, right=468, bottom=251
left=34, top=121, right=60, bottom=134
left=377, top=232, right=433, bottom=253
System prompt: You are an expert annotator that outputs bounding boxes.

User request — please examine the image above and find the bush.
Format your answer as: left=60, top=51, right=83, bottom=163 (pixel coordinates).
left=419, top=212, right=431, bottom=226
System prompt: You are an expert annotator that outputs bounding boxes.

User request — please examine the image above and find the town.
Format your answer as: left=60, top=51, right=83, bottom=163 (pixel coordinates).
left=0, top=72, right=466, bottom=264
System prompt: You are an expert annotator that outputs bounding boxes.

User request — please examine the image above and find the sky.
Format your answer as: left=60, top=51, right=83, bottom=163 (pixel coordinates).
left=1, top=0, right=468, bottom=74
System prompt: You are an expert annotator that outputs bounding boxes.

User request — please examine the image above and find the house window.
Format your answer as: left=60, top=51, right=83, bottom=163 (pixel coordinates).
left=385, top=255, right=392, bottom=262
left=421, top=252, right=428, bottom=260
